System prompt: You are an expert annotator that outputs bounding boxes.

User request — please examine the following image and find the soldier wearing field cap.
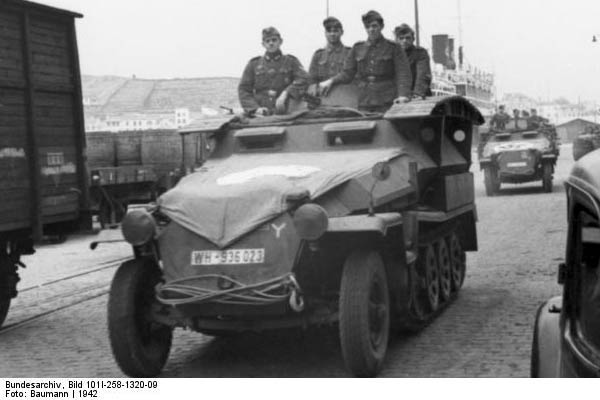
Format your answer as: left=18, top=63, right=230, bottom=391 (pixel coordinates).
left=308, top=17, right=351, bottom=85
left=394, top=23, right=432, bottom=99
left=319, top=10, right=412, bottom=112
left=238, top=27, right=309, bottom=116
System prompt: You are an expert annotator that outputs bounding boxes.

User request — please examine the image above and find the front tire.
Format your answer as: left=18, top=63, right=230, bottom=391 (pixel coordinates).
left=484, top=167, right=500, bottom=196
left=542, top=163, right=553, bottom=193
left=108, top=258, right=173, bottom=377
left=339, top=250, right=390, bottom=377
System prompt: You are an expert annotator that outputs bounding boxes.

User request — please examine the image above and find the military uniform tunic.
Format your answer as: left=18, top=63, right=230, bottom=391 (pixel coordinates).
left=308, top=43, right=351, bottom=83
left=331, top=36, right=412, bottom=111
left=490, top=112, right=510, bottom=130
left=404, top=45, right=432, bottom=98
left=238, top=50, right=309, bottom=114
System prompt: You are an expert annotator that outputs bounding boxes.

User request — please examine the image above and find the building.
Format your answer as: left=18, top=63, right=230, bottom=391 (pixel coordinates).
left=555, top=118, right=600, bottom=143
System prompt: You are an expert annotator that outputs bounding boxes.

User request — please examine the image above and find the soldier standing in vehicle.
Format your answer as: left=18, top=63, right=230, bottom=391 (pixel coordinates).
left=308, top=17, right=351, bottom=92
left=513, top=109, right=521, bottom=120
left=490, top=105, right=510, bottom=130
left=394, top=23, right=432, bottom=99
left=238, top=27, right=309, bottom=116
left=319, top=10, right=412, bottom=112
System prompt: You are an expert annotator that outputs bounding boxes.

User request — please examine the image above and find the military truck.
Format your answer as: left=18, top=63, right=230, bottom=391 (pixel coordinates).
left=531, top=149, right=600, bottom=377
left=572, top=125, right=600, bottom=161
left=478, top=119, right=559, bottom=196
left=106, top=90, right=483, bottom=377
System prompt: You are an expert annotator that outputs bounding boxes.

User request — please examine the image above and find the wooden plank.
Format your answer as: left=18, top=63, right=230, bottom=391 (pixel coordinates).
left=32, top=53, right=70, bottom=67
left=0, top=78, right=26, bottom=89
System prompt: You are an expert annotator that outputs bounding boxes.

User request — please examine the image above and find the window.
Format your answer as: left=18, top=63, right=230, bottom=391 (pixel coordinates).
left=576, top=210, right=600, bottom=351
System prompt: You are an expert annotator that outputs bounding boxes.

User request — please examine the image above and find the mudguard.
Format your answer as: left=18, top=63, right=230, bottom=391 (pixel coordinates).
left=326, top=213, right=402, bottom=235
left=531, top=296, right=562, bottom=377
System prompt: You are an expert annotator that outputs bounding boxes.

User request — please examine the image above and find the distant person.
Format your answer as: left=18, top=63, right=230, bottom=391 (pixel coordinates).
left=513, top=109, right=520, bottom=119
left=308, top=17, right=351, bottom=92
left=394, top=23, right=432, bottom=99
left=318, top=10, right=412, bottom=112
left=490, top=105, right=510, bottom=130
left=238, top=27, right=309, bottom=116
left=528, top=109, right=548, bottom=127
left=521, top=110, right=530, bottom=119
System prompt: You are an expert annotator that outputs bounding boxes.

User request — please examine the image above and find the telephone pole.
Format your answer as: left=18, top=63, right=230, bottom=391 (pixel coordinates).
left=414, top=0, right=420, bottom=46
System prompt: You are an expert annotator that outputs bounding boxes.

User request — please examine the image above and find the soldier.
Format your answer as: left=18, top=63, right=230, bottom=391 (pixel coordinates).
left=308, top=17, right=351, bottom=89
left=238, top=27, right=309, bottom=116
left=319, top=10, right=412, bottom=112
left=528, top=109, right=548, bottom=127
left=490, top=105, right=510, bottom=130
left=394, top=23, right=432, bottom=99
left=513, top=109, right=520, bottom=120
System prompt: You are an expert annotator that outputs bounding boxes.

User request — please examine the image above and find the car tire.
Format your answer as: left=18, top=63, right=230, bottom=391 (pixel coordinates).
left=542, top=163, right=553, bottom=193
left=484, top=167, right=499, bottom=196
left=108, top=258, right=172, bottom=377
left=339, top=250, right=390, bottom=377
left=0, top=297, right=9, bottom=328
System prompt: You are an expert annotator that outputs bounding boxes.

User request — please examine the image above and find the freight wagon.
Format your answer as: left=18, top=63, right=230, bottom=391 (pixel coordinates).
left=0, top=0, right=90, bottom=328
left=86, top=127, right=212, bottom=227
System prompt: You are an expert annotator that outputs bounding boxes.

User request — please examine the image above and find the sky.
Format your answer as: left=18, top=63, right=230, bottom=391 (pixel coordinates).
left=37, top=0, right=600, bottom=104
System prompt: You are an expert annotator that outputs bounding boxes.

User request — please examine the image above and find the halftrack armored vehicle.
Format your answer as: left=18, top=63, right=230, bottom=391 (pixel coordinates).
left=531, top=149, right=600, bottom=377
left=479, top=119, right=559, bottom=196
left=107, top=89, right=483, bottom=377
left=572, top=125, right=600, bottom=161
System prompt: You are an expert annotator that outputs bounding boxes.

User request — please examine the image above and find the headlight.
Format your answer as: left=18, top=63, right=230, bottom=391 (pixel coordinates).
left=121, top=209, right=156, bottom=246
left=293, top=204, right=328, bottom=240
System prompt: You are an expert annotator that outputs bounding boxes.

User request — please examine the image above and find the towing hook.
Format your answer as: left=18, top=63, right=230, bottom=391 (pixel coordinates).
left=289, top=289, right=305, bottom=312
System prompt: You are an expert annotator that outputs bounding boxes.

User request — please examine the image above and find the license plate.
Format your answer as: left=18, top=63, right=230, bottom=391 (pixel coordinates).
left=507, top=162, right=527, bottom=167
left=191, top=248, right=265, bottom=266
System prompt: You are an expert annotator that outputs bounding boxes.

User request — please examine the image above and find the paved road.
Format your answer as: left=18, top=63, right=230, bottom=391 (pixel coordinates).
left=0, top=146, right=573, bottom=377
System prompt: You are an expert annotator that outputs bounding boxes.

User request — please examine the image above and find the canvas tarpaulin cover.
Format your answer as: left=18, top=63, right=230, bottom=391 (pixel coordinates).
left=158, top=149, right=404, bottom=248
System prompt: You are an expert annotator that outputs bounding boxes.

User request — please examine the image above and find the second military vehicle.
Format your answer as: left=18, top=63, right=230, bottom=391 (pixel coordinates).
left=531, top=149, right=600, bottom=377
left=106, top=90, right=483, bottom=377
left=479, top=119, right=559, bottom=196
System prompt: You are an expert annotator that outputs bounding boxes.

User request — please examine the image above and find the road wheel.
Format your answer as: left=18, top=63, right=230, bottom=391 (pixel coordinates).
left=436, top=239, right=452, bottom=303
left=108, top=258, right=172, bottom=377
left=542, top=163, right=553, bottom=193
left=339, top=250, right=390, bottom=377
left=448, top=234, right=466, bottom=292
left=422, top=244, right=440, bottom=312
left=483, top=167, right=499, bottom=196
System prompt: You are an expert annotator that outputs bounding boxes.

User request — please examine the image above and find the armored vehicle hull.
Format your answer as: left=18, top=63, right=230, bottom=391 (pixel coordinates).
left=479, top=120, right=559, bottom=195
left=107, top=94, right=483, bottom=377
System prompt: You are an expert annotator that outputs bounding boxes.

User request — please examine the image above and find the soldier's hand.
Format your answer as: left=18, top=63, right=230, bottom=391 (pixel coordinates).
left=319, top=79, right=334, bottom=97
left=255, top=107, right=269, bottom=117
left=275, top=91, right=289, bottom=114
left=394, top=96, right=410, bottom=104
left=307, top=84, right=319, bottom=97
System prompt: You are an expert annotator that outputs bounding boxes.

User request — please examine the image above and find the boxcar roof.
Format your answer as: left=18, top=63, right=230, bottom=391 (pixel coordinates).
left=2, top=0, right=83, bottom=18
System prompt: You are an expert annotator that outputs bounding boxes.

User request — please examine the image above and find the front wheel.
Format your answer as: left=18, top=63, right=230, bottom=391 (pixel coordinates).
left=0, top=297, right=9, bottom=328
left=108, top=258, right=173, bottom=377
left=542, top=163, right=553, bottom=193
left=483, top=167, right=500, bottom=196
left=339, top=250, right=390, bottom=377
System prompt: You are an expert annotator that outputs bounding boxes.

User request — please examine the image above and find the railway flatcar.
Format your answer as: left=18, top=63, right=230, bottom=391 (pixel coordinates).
left=0, top=0, right=90, bottom=327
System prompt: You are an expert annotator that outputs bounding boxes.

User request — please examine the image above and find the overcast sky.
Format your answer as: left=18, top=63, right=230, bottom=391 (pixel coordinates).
left=39, top=0, right=600, bottom=104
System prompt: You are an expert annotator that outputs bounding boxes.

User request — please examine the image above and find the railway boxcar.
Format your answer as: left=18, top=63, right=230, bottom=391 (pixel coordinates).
left=86, top=128, right=210, bottom=227
left=0, top=0, right=90, bottom=327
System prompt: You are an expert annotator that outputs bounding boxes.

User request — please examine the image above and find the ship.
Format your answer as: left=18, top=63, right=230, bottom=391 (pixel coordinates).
left=429, top=34, right=496, bottom=115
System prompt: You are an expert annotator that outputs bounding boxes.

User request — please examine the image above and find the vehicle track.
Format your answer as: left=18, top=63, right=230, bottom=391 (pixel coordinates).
left=0, top=256, right=130, bottom=335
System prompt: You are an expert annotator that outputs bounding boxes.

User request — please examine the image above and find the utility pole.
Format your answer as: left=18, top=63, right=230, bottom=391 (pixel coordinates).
left=326, top=0, right=329, bottom=17
left=414, top=0, right=420, bottom=46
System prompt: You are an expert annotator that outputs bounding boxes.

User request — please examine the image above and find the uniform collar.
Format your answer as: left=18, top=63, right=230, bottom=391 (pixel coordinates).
left=366, top=35, right=385, bottom=46
left=326, top=42, right=344, bottom=52
left=264, top=50, right=283, bottom=61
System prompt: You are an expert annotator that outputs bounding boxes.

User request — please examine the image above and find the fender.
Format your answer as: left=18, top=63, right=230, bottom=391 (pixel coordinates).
left=531, top=296, right=562, bottom=377
left=326, top=213, right=402, bottom=235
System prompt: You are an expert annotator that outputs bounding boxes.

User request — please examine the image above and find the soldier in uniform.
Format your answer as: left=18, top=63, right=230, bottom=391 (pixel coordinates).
left=308, top=17, right=351, bottom=92
left=238, top=27, right=309, bottom=116
left=528, top=108, right=548, bottom=127
left=490, top=105, right=510, bottom=130
left=319, top=10, right=412, bottom=112
left=394, top=23, right=432, bottom=99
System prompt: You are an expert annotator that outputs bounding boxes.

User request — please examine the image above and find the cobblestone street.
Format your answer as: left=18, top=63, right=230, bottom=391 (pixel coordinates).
left=0, top=147, right=572, bottom=378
